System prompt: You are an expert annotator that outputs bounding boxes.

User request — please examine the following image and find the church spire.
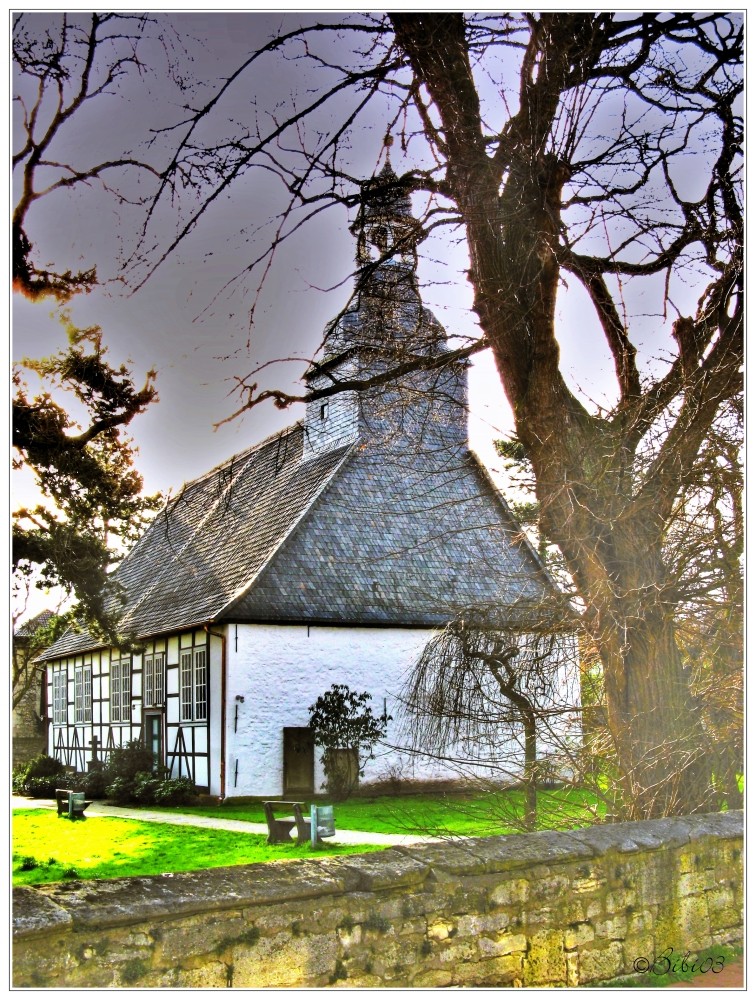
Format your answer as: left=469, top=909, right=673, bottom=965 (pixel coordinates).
left=351, top=144, right=420, bottom=274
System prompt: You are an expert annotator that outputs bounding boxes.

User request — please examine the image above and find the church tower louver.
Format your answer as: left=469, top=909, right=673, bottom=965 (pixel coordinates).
left=303, top=158, right=467, bottom=459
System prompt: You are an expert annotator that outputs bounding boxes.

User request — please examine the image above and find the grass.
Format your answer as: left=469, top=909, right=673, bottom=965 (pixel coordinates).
left=12, top=809, right=381, bottom=887
left=141, top=786, right=603, bottom=838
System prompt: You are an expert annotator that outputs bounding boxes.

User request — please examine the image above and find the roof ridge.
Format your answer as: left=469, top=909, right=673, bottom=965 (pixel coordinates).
left=174, top=421, right=302, bottom=493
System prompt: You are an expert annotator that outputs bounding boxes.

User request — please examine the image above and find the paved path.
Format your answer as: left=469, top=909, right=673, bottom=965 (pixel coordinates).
left=11, top=796, right=438, bottom=846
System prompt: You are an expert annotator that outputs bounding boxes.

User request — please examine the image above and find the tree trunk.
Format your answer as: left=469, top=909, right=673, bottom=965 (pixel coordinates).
left=522, top=712, right=537, bottom=831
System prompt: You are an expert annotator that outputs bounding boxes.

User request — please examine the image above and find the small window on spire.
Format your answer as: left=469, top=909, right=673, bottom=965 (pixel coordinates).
left=320, top=401, right=329, bottom=421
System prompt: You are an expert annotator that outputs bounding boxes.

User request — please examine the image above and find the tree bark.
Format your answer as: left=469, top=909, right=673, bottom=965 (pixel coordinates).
left=390, top=12, right=731, bottom=818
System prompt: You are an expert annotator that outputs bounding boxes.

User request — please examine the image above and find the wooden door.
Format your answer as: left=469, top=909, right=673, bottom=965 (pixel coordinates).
left=283, top=727, right=314, bottom=795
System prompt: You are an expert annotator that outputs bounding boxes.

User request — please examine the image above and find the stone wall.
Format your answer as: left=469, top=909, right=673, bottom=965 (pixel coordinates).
left=13, top=812, right=742, bottom=988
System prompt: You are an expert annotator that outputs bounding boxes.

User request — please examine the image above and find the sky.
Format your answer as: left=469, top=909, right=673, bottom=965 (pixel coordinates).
left=12, top=13, right=515, bottom=496
left=11, top=11, right=712, bottom=619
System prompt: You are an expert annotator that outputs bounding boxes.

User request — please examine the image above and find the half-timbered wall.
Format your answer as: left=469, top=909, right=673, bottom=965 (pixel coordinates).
left=46, top=629, right=214, bottom=792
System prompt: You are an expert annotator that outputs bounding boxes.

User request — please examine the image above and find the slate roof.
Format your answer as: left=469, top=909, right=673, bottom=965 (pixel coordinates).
left=40, top=417, right=555, bottom=661
left=233, top=441, right=552, bottom=626
left=41, top=426, right=351, bottom=658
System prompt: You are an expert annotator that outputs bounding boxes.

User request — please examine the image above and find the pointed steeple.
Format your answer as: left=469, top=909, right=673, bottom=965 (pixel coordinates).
left=302, top=156, right=467, bottom=459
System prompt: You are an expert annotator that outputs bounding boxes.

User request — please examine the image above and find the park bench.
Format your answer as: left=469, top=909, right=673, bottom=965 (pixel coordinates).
left=262, top=801, right=309, bottom=844
left=55, top=789, right=92, bottom=819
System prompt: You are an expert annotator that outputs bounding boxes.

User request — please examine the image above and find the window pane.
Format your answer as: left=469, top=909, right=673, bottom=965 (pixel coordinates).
left=154, top=653, right=165, bottom=706
left=144, top=656, right=154, bottom=706
left=84, top=666, right=92, bottom=723
left=121, top=660, right=131, bottom=721
left=194, top=648, right=207, bottom=721
left=110, top=660, right=121, bottom=722
left=180, top=651, right=193, bottom=721
left=75, top=667, right=83, bottom=723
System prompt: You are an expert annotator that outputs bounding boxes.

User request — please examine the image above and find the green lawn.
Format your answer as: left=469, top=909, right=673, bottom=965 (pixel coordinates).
left=12, top=810, right=381, bottom=887
left=141, top=787, right=604, bottom=837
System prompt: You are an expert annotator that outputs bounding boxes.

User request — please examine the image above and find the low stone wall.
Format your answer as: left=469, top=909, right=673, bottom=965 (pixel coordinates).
left=13, top=812, right=742, bottom=988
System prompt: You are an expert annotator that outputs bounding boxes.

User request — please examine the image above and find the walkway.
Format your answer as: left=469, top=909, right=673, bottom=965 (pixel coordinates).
left=11, top=795, right=438, bottom=846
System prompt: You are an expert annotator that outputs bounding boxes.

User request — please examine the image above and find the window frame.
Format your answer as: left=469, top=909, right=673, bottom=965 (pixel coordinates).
left=180, top=642, right=208, bottom=723
left=143, top=651, right=166, bottom=708
left=52, top=670, right=67, bottom=726
left=74, top=663, right=92, bottom=724
left=110, top=655, right=132, bottom=723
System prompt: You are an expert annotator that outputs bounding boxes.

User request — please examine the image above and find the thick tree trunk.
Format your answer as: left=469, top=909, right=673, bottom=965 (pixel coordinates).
left=390, top=11, right=730, bottom=819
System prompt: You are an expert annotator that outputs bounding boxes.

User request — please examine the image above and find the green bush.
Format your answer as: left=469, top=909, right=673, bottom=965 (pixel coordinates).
left=104, top=776, right=135, bottom=805
left=153, top=777, right=196, bottom=805
left=13, top=754, right=66, bottom=798
left=103, top=743, right=197, bottom=805
left=105, top=741, right=155, bottom=782
left=80, top=769, right=110, bottom=799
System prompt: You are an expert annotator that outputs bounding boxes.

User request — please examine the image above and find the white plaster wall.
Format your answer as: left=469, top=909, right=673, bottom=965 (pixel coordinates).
left=208, top=632, right=224, bottom=796
left=224, top=624, right=559, bottom=798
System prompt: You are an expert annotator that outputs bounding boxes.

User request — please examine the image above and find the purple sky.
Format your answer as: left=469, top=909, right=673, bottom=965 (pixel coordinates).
left=13, top=12, right=701, bottom=618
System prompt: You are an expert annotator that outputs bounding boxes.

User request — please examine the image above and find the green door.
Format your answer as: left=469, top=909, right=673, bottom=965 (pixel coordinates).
left=145, top=713, right=164, bottom=771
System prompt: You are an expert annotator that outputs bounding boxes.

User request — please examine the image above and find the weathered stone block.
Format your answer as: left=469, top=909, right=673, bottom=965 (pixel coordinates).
left=411, top=968, right=454, bottom=987
left=232, top=930, right=339, bottom=988
left=524, top=928, right=566, bottom=985
left=427, top=918, right=455, bottom=941
left=564, top=922, right=595, bottom=950
left=478, top=931, right=526, bottom=957
left=489, top=877, right=529, bottom=907
left=464, top=953, right=524, bottom=986
left=578, top=940, right=624, bottom=984
left=157, top=911, right=247, bottom=962
left=173, top=961, right=229, bottom=988
left=595, top=913, right=628, bottom=941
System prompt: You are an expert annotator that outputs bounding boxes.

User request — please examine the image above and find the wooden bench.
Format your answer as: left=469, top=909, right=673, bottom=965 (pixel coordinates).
left=55, top=789, right=92, bottom=819
left=262, top=800, right=308, bottom=844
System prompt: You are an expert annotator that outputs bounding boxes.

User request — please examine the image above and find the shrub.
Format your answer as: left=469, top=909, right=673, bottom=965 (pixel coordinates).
left=131, top=771, right=160, bottom=805
left=13, top=754, right=66, bottom=797
left=105, top=741, right=155, bottom=782
left=80, top=769, right=109, bottom=799
left=153, top=777, right=196, bottom=806
left=105, top=776, right=135, bottom=806
left=103, top=743, right=197, bottom=806
left=308, top=685, right=391, bottom=800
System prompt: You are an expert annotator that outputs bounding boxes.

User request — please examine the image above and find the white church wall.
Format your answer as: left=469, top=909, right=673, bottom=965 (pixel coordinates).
left=223, top=622, right=562, bottom=798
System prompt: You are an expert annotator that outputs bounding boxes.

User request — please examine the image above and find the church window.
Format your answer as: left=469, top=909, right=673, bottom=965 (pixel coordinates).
left=180, top=642, right=208, bottom=722
left=144, top=652, right=165, bottom=707
left=111, top=656, right=132, bottom=723
left=74, top=664, right=92, bottom=724
left=52, top=670, right=67, bottom=725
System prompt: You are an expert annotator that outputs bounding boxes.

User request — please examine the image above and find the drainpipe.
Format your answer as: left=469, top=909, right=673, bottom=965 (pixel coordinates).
left=205, top=625, right=227, bottom=803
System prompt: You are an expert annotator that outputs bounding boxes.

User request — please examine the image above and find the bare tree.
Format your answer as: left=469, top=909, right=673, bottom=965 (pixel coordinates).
left=12, top=12, right=178, bottom=300
left=403, top=609, right=584, bottom=831
left=139, top=13, right=741, bottom=818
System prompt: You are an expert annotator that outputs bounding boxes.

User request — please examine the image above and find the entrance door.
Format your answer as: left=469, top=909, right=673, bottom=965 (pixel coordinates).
left=283, top=727, right=315, bottom=795
left=145, top=713, right=164, bottom=772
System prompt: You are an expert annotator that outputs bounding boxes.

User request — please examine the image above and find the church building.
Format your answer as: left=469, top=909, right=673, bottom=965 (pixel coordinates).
left=40, top=162, right=579, bottom=798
